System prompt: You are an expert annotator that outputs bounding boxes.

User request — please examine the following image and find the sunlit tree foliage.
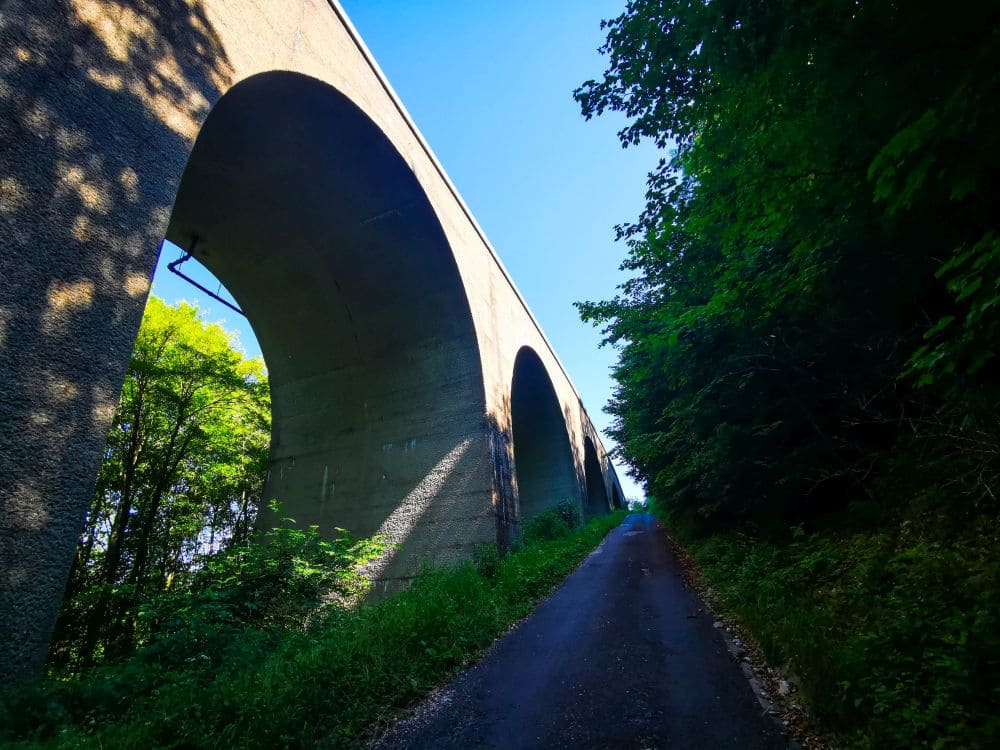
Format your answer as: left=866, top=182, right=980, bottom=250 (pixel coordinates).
left=51, top=296, right=270, bottom=670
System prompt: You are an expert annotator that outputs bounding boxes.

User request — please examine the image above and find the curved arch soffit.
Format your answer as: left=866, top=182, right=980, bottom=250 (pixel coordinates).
left=582, top=436, right=610, bottom=519
left=164, top=71, right=487, bottom=550
left=509, top=346, right=579, bottom=521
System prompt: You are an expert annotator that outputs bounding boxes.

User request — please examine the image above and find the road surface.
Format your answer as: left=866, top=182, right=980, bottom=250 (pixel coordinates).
left=377, top=513, right=790, bottom=749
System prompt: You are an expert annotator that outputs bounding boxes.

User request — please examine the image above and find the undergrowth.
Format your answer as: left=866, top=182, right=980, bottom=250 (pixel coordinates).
left=0, top=509, right=623, bottom=749
left=650, top=498, right=1000, bottom=749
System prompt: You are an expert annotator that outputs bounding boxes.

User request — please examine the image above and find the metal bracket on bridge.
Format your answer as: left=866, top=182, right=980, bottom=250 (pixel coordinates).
left=166, top=237, right=246, bottom=318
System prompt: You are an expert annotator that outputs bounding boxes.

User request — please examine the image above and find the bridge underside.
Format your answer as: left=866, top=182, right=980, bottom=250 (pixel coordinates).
left=167, top=72, right=495, bottom=583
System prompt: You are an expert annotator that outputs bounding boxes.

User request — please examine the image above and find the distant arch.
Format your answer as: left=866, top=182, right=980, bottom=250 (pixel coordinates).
left=509, top=347, right=579, bottom=520
left=582, top=436, right=611, bottom=519
left=165, top=71, right=491, bottom=574
left=611, top=483, right=624, bottom=510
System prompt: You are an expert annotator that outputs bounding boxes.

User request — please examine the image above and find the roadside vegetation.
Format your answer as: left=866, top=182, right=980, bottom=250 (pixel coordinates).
left=651, top=495, right=999, bottom=748
left=1, top=504, right=622, bottom=749
left=576, top=1, right=1000, bottom=747
left=0, top=292, right=624, bottom=748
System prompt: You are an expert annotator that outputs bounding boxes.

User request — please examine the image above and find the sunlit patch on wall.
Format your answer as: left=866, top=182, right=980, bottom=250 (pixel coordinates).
left=124, top=272, right=149, bottom=297
left=118, top=167, right=140, bottom=202
left=72, top=215, right=92, bottom=242
left=0, top=176, right=28, bottom=215
left=54, top=125, right=90, bottom=151
left=20, top=100, right=54, bottom=136
left=71, top=0, right=154, bottom=64
left=86, top=66, right=124, bottom=91
left=3, top=483, right=49, bottom=531
left=45, top=375, right=79, bottom=402
left=58, top=165, right=109, bottom=213
left=91, top=383, right=116, bottom=427
left=43, top=280, right=95, bottom=334
left=363, top=437, right=474, bottom=580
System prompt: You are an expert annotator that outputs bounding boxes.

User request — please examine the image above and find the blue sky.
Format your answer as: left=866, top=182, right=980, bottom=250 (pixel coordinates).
left=151, top=0, right=657, bottom=499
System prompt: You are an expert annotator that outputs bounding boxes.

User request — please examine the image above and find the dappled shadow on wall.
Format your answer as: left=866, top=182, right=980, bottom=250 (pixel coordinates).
left=0, top=0, right=232, bottom=676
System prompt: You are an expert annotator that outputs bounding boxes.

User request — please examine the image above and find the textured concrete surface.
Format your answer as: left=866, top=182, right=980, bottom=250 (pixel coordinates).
left=0, top=0, right=622, bottom=680
left=376, top=515, right=792, bottom=750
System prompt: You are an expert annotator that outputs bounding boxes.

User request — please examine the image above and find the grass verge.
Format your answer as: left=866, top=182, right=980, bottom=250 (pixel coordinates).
left=649, top=498, right=999, bottom=749
left=2, top=511, right=624, bottom=749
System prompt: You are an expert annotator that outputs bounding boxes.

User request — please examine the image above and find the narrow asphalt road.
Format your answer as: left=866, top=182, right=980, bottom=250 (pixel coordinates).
left=376, top=513, right=791, bottom=749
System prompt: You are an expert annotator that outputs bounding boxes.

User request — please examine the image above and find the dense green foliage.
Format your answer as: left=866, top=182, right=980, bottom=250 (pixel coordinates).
left=50, top=296, right=271, bottom=672
left=522, top=497, right=584, bottom=543
left=2, top=510, right=623, bottom=749
left=2, top=522, right=385, bottom=743
left=652, top=496, right=999, bottom=748
left=576, top=1, right=1000, bottom=746
left=576, top=0, right=1000, bottom=524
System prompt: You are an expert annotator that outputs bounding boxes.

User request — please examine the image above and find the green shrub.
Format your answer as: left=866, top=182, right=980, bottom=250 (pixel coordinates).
left=522, top=499, right=582, bottom=544
left=1, top=512, right=625, bottom=749
left=555, top=498, right=583, bottom=529
left=472, top=543, right=503, bottom=580
left=651, top=495, right=1000, bottom=749
left=0, top=520, right=387, bottom=745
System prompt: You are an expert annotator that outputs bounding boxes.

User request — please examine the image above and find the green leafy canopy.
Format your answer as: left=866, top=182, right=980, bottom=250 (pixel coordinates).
left=574, top=0, right=1000, bottom=523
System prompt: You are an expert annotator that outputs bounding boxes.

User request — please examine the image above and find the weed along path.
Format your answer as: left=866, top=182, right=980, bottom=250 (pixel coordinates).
left=376, top=513, right=791, bottom=749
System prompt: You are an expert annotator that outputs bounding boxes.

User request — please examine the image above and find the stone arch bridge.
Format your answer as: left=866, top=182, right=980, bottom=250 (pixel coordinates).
left=0, top=0, right=624, bottom=680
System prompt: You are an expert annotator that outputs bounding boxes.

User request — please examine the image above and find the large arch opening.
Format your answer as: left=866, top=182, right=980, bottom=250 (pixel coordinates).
left=162, top=71, right=493, bottom=578
left=583, top=436, right=611, bottom=519
left=509, top=347, right=579, bottom=521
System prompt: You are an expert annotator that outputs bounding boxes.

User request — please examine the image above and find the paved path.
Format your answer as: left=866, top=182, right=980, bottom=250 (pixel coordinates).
left=377, top=513, right=790, bottom=749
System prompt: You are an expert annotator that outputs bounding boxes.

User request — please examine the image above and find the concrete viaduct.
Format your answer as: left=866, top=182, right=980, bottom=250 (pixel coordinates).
left=0, top=0, right=624, bottom=681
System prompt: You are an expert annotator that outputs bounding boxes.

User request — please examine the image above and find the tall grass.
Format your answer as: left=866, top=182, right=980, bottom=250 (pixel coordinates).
left=651, top=499, right=1000, bottom=749
left=1, top=510, right=624, bottom=749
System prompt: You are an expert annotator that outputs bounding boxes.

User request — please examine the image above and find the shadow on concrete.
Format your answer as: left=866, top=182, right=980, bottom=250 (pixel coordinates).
left=0, top=0, right=232, bottom=680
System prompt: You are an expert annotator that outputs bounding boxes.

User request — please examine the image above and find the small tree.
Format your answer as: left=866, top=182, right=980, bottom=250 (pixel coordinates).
left=50, top=296, right=270, bottom=671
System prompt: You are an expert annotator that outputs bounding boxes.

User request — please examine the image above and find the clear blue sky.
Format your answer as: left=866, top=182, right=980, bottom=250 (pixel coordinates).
left=151, top=0, right=657, bottom=499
